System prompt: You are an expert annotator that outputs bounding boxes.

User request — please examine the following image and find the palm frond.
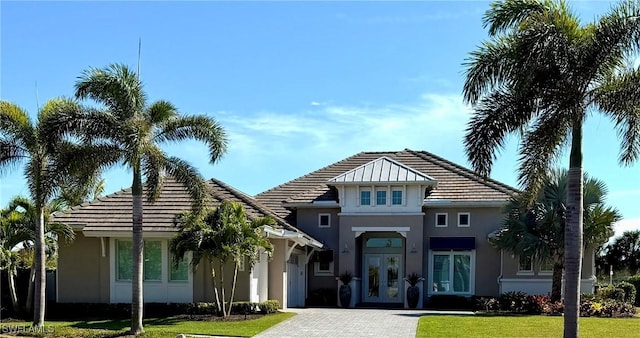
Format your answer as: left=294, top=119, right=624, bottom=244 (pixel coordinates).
left=0, top=100, right=36, bottom=151
left=155, top=115, right=228, bottom=164
left=0, top=140, right=27, bottom=175
left=141, top=145, right=168, bottom=202
left=75, top=64, right=146, bottom=119
left=483, top=0, right=549, bottom=36
left=146, top=100, right=178, bottom=125
left=162, top=156, right=209, bottom=213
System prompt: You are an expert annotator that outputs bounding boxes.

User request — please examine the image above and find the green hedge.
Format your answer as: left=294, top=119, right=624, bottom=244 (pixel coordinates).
left=626, top=275, right=640, bottom=306
left=46, top=300, right=280, bottom=320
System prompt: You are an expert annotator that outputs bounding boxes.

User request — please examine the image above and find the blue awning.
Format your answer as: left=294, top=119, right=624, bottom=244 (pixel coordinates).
left=429, top=237, right=475, bottom=250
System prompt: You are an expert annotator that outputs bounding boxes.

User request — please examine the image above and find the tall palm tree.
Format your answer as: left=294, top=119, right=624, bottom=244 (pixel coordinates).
left=53, top=174, right=105, bottom=209
left=0, top=99, right=94, bottom=326
left=463, top=1, right=640, bottom=336
left=170, top=201, right=274, bottom=317
left=492, top=169, right=620, bottom=301
left=45, top=63, right=227, bottom=334
left=0, top=200, right=33, bottom=313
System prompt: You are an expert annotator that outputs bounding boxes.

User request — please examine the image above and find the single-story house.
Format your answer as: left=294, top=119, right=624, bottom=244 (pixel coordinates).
left=53, top=149, right=596, bottom=309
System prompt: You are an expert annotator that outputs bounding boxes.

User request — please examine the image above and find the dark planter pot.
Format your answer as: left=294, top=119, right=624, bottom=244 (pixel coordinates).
left=339, top=284, right=352, bottom=308
left=407, top=285, right=420, bottom=309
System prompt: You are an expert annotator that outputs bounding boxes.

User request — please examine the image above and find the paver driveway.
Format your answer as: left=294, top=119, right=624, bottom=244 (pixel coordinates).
left=254, top=308, right=422, bottom=338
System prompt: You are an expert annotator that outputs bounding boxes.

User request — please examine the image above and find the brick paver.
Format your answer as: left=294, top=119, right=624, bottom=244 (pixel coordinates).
left=254, top=308, right=425, bottom=338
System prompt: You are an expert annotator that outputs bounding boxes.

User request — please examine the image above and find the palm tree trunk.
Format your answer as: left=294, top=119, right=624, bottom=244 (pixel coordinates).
left=210, top=264, right=222, bottom=316
left=8, top=268, right=20, bottom=314
left=32, top=206, right=46, bottom=327
left=227, top=263, right=239, bottom=317
left=220, top=260, right=226, bottom=317
left=551, top=262, right=563, bottom=302
left=26, top=262, right=35, bottom=314
left=564, top=123, right=584, bottom=338
left=130, top=168, right=144, bottom=335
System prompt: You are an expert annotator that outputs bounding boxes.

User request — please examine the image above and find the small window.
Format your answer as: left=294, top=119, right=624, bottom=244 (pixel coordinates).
left=169, top=252, right=188, bottom=282
left=144, top=241, right=162, bottom=281
left=314, top=261, right=334, bottom=276
left=519, top=254, right=533, bottom=273
left=360, top=190, right=371, bottom=206
left=318, top=213, right=331, bottom=228
left=540, top=259, right=553, bottom=273
left=376, top=190, right=387, bottom=205
left=435, top=213, right=448, bottom=227
left=392, top=190, right=402, bottom=205
left=116, top=240, right=133, bottom=281
left=457, top=212, right=470, bottom=227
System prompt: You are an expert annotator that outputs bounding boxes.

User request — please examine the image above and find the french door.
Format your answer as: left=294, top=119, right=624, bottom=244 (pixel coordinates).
left=363, top=254, right=403, bottom=303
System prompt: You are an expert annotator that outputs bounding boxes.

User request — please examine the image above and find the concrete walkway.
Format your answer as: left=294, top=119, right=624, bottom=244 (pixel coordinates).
left=255, top=308, right=472, bottom=338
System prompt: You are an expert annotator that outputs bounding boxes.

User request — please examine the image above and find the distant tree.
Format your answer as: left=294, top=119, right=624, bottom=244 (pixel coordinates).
left=171, top=201, right=274, bottom=317
left=602, top=230, right=640, bottom=275
left=44, top=63, right=228, bottom=334
left=492, top=169, right=620, bottom=301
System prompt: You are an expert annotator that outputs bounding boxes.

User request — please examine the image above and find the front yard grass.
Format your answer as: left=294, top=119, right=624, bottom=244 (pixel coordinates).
left=1, top=312, right=295, bottom=338
left=417, top=313, right=640, bottom=338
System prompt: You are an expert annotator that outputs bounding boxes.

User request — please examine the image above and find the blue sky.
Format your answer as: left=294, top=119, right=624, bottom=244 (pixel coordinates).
left=1, top=1, right=639, bottom=236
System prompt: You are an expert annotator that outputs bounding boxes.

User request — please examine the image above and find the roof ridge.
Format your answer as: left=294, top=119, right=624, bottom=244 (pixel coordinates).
left=328, top=155, right=435, bottom=183
left=404, top=149, right=519, bottom=194
left=207, top=178, right=294, bottom=229
left=256, top=151, right=370, bottom=197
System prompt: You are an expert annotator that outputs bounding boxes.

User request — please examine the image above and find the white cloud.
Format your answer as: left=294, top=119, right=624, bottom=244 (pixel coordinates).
left=613, top=218, right=640, bottom=239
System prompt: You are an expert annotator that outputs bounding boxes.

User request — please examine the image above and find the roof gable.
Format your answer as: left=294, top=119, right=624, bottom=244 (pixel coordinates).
left=328, top=156, right=435, bottom=184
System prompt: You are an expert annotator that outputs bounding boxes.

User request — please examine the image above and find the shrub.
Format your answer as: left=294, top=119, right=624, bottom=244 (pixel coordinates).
left=525, top=295, right=549, bottom=314
left=498, top=291, right=528, bottom=312
left=626, top=275, right=640, bottom=306
left=474, top=296, right=499, bottom=312
left=260, top=300, right=280, bottom=314
left=617, top=281, right=636, bottom=305
left=541, top=300, right=564, bottom=315
left=597, top=286, right=625, bottom=301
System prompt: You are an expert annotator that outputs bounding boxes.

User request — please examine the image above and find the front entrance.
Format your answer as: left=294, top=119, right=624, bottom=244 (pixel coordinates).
left=363, top=254, right=403, bottom=303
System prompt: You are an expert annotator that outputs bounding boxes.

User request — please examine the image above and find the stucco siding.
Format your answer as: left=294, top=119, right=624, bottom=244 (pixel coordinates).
left=268, top=238, right=287, bottom=308
left=192, top=258, right=251, bottom=303
left=57, top=232, right=110, bottom=303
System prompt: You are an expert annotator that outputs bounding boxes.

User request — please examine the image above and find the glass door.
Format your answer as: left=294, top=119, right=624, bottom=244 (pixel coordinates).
left=363, top=254, right=403, bottom=303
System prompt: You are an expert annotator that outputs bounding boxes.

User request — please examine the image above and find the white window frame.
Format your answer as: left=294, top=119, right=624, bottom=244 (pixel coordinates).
left=318, top=213, right=331, bottom=228
left=391, top=189, right=403, bottom=205
left=435, top=213, right=448, bottom=228
left=518, top=254, right=534, bottom=276
left=168, top=251, right=189, bottom=283
left=314, top=261, right=334, bottom=276
left=375, top=188, right=387, bottom=206
left=457, top=212, right=471, bottom=227
left=429, top=250, right=475, bottom=295
left=539, top=259, right=553, bottom=276
left=360, top=189, right=371, bottom=206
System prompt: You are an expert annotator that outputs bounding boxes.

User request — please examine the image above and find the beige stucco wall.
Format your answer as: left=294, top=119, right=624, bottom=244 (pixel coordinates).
left=57, top=232, right=110, bottom=302
left=501, top=247, right=597, bottom=280
left=268, top=238, right=287, bottom=308
left=193, top=258, right=251, bottom=303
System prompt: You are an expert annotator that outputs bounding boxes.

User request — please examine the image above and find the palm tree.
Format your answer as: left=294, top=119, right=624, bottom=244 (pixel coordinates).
left=463, top=1, right=640, bottom=336
left=492, top=169, right=620, bottom=301
left=0, top=196, right=75, bottom=314
left=53, top=174, right=105, bottom=209
left=170, top=201, right=274, bottom=317
left=0, top=200, right=32, bottom=313
left=0, top=99, right=94, bottom=326
left=44, top=63, right=228, bottom=334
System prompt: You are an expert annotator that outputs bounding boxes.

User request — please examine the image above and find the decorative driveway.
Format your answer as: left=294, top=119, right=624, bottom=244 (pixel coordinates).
left=254, top=308, right=425, bottom=338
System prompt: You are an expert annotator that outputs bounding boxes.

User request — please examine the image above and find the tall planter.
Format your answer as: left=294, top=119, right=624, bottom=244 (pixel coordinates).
left=339, top=284, right=352, bottom=308
left=405, top=273, right=423, bottom=309
left=406, top=285, right=420, bottom=309
left=338, top=271, right=353, bottom=308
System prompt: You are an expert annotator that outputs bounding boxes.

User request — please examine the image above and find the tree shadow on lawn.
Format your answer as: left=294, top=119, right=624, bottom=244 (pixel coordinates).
left=71, top=317, right=185, bottom=330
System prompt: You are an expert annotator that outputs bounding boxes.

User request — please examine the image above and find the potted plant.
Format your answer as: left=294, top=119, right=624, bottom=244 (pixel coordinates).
left=338, top=271, right=353, bottom=308
left=405, top=272, right=423, bottom=308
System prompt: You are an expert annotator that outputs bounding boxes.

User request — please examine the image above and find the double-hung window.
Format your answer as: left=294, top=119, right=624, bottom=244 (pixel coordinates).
left=376, top=190, right=387, bottom=205
left=392, top=190, right=403, bottom=205
left=360, top=190, right=371, bottom=206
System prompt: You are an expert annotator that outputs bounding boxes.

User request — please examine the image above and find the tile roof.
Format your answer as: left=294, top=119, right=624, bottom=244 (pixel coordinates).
left=255, top=149, right=518, bottom=221
left=329, top=156, right=435, bottom=184
left=52, top=178, right=298, bottom=233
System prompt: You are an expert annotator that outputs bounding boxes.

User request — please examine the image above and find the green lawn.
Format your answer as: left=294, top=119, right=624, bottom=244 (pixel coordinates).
left=417, top=314, right=640, bottom=338
left=0, top=312, right=294, bottom=338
